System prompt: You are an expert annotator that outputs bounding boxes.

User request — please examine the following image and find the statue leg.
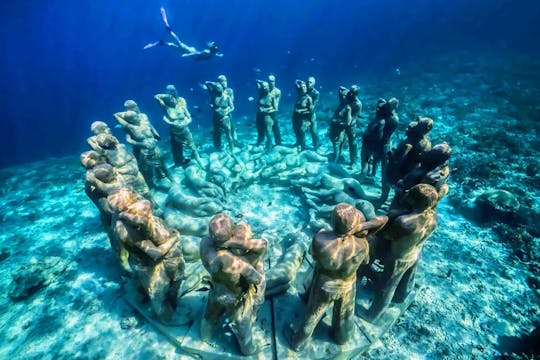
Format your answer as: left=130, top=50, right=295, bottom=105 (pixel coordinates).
left=288, top=286, right=332, bottom=351
left=229, top=303, right=260, bottom=355
left=272, top=113, right=282, bottom=145
left=292, top=117, right=302, bottom=148
left=256, top=113, right=265, bottom=146
left=200, top=292, right=225, bottom=341
left=346, top=126, right=357, bottom=164
left=365, top=258, right=410, bottom=322
left=332, top=282, right=356, bottom=345
left=264, top=116, right=274, bottom=150
left=213, top=118, right=222, bottom=150
left=310, top=116, right=319, bottom=149
left=393, top=260, right=418, bottom=303
left=170, top=132, right=183, bottom=166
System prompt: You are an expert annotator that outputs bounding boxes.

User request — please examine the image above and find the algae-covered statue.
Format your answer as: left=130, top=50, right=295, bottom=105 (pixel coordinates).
left=114, top=107, right=171, bottom=188
left=108, top=188, right=185, bottom=324
left=286, top=203, right=387, bottom=351
left=267, top=75, right=282, bottom=146
left=361, top=97, right=399, bottom=179
left=205, top=80, right=235, bottom=151
left=155, top=84, right=203, bottom=168
left=359, top=184, right=438, bottom=323
left=292, top=80, right=314, bottom=151
left=200, top=214, right=267, bottom=355
left=377, top=116, right=434, bottom=207
left=255, top=80, right=276, bottom=150
left=328, top=85, right=362, bottom=164
left=305, top=76, right=320, bottom=150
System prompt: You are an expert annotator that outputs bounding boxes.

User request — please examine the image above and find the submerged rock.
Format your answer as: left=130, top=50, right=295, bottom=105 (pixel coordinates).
left=474, top=189, right=520, bottom=222
left=8, top=256, right=68, bottom=302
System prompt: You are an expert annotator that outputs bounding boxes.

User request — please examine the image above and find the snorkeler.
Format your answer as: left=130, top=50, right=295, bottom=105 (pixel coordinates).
left=143, top=7, right=224, bottom=61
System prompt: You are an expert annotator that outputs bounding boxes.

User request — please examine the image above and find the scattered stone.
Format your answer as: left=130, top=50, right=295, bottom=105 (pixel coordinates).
left=8, top=256, right=68, bottom=302
left=120, top=316, right=139, bottom=330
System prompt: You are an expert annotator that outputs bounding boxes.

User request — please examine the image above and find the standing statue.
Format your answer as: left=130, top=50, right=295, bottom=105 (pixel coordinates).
left=108, top=189, right=185, bottom=324
left=377, top=116, right=434, bottom=207
left=114, top=107, right=171, bottom=188
left=361, top=97, right=399, bottom=179
left=292, top=80, right=314, bottom=151
left=306, top=76, right=320, bottom=150
left=205, top=80, right=235, bottom=151
left=155, top=85, right=203, bottom=168
left=359, top=184, right=438, bottom=323
left=200, top=214, right=267, bottom=355
left=255, top=80, right=276, bottom=150
left=268, top=75, right=282, bottom=145
left=328, top=86, right=362, bottom=164
left=286, top=203, right=387, bottom=351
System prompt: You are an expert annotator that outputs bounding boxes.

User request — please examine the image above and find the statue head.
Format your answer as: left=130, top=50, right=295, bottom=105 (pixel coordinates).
left=217, top=75, right=227, bottom=88
left=406, top=117, right=433, bottom=138
left=96, top=134, right=119, bottom=150
left=107, top=188, right=139, bottom=213
left=209, top=213, right=234, bottom=244
left=80, top=150, right=104, bottom=169
left=307, top=76, right=316, bottom=90
left=90, top=121, right=110, bottom=135
left=93, top=163, right=115, bottom=182
left=166, top=84, right=178, bottom=97
left=268, top=75, right=276, bottom=90
left=295, top=80, right=307, bottom=94
left=124, top=110, right=140, bottom=124
left=421, top=142, right=451, bottom=167
left=404, top=184, right=439, bottom=211
left=332, top=203, right=365, bottom=236
left=233, top=222, right=253, bottom=244
left=121, top=199, right=153, bottom=229
left=388, top=97, right=399, bottom=110
left=123, top=99, right=140, bottom=113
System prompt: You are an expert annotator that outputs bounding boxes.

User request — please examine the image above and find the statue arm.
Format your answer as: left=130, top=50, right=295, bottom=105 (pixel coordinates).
left=137, top=238, right=176, bottom=261
left=114, top=112, right=129, bottom=127
left=154, top=94, right=167, bottom=107
left=355, top=215, right=388, bottom=236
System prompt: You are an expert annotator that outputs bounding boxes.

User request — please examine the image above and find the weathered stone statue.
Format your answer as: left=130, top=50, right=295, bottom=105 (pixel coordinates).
left=377, top=116, right=434, bottom=207
left=361, top=97, right=399, bottom=179
left=328, top=86, right=362, bottom=164
left=205, top=80, right=235, bottom=151
left=108, top=189, right=185, bottom=324
left=255, top=80, right=276, bottom=150
left=292, top=80, right=314, bottom=151
left=155, top=84, right=203, bottom=168
left=200, top=214, right=267, bottom=355
left=114, top=107, right=171, bottom=188
left=359, top=184, right=438, bottom=323
left=306, top=76, right=320, bottom=150
left=268, top=75, right=282, bottom=145
left=286, top=204, right=387, bottom=351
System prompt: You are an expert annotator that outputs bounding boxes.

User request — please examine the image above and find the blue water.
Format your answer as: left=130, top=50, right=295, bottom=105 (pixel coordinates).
left=0, top=0, right=539, bottom=168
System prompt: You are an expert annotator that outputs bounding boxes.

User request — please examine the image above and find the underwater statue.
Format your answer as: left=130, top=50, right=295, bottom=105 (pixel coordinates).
left=204, top=80, right=235, bottom=151
left=361, top=97, right=399, bottom=179
left=306, top=76, right=320, bottom=150
left=328, top=85, right=362, bottom=164
left=114, top=106, right=171, bottom=188
left=392, top=142, right=452, bottom=207
left=377, top=116, right=434, bottom=207
left=268, top=75, right=282, bottom=146
left=200, top=214, right=267, bottom=355
left=86, top=127, right=152, bottom=201
left=292, top=80, right=314, bottom=151
left=108, top=188, right=185, bottom=324
left=165, top=185, right=226, bottom=218
left=143, top=7, right=223, bottom=61
left=359, top=183, right=438, bottom=323
left=155, top=84, right=203, bottom=168
left=286, top=203, right=387, bottom=351
left=255, top=80, right=277, bottom=150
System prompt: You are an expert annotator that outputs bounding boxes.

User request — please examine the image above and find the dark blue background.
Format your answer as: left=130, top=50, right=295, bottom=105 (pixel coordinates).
left=0, top=0, right=539, bottom=168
